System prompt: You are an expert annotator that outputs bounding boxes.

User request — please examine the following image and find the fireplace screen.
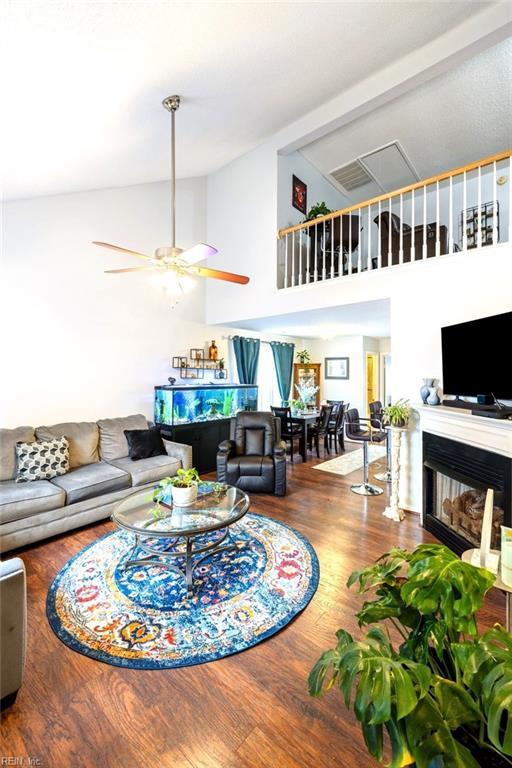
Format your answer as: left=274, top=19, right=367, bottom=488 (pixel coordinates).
left=434, top=472, right=504, bottom=549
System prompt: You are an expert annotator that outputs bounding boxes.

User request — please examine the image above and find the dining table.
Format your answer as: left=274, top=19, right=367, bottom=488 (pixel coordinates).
left=290, top=410, right=320, bottom=463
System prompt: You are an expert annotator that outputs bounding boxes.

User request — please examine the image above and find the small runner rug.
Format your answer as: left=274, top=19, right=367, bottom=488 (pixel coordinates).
left=313, top=445, right=386, bottom=476
left=47, top=513, right=319, bottom=669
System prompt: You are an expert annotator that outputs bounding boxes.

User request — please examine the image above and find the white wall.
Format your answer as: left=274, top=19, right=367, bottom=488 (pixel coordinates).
left=0, top=180, right=301, bottom=427
left=309, top=335, right=365, bottom=412
left=277, top=151, right=346, bottom=230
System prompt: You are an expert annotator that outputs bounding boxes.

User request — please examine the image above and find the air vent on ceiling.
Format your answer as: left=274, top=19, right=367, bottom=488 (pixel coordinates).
left=330, top=159, right=374, bottom=191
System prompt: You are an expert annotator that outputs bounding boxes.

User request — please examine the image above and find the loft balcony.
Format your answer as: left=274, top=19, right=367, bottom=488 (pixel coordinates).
left=276, top=150, right=511, bottom=290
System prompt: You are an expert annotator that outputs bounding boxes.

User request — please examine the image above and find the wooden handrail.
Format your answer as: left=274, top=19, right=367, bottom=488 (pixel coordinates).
left=277, top=149, right=512, bottom=239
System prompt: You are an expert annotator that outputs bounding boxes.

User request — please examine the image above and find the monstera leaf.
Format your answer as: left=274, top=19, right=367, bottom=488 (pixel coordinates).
left=400, top=544, right=495, bottom=635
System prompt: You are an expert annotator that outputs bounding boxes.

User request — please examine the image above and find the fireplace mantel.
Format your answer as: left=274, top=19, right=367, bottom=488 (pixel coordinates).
left=417, top=404, right=512, bottom=459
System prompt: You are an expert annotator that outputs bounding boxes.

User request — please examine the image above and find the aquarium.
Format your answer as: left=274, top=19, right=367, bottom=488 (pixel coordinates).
left=154, top=384, right=258, bottom=426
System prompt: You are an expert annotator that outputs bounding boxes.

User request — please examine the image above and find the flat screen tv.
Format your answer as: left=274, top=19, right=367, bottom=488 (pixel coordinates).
left=441, top=311, right=512, bottom=399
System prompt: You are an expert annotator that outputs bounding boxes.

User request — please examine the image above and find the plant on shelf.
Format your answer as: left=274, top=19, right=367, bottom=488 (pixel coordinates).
left=296, top=349, right=311, bottom=365
left=304, top=202, right=332, bottom=222
left=218, top=358, right=225, bottom=370
left=309, top=543, right=512, bottom=768
left=382, top=398, right=411, bottom=428
left=155, top=467, right=201, bottom=508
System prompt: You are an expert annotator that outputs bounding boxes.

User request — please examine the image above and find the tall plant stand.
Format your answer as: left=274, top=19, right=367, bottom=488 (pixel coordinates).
left=382, top=426, right=407, bottom=522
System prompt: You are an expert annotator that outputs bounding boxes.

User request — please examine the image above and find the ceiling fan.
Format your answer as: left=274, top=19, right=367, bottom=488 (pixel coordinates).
left=93, top=95, right=249, bottom=293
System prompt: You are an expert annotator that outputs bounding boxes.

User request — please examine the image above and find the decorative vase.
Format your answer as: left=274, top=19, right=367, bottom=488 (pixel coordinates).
left=420, top=378, right=434, bottom=404
left=171, top=485, right=198, bottom=507
left=208, top=340, right=218, bottom=361
left=427, top=386, right=440, bottom=406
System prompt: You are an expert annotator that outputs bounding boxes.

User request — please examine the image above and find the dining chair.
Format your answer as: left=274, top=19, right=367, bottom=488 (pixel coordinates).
left=271, top=406, right=302, bottom=463
left=328, top=402, right=347, bottom=453
left=307, top=404, right=333, bottom=458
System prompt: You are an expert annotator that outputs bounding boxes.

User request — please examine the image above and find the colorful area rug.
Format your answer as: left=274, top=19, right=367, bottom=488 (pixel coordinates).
left=313, top=445, right=386, bottom=476
left=47, top=513, right=319, bottom=669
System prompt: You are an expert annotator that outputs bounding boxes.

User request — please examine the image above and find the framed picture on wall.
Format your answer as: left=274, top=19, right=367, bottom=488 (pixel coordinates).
left=292, top=175, right=307, bottom=215
left=325, top=357, right=349, bottom=380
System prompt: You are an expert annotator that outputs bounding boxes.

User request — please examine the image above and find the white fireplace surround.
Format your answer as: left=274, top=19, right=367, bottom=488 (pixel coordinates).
left=417, top=405, right=512, bottom=459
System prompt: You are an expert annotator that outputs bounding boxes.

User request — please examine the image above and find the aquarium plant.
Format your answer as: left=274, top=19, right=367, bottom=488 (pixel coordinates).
left=309, top=543, right=512, bottom=768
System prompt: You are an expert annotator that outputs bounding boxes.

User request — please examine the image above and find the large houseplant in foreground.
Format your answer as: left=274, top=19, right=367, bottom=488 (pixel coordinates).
left=309, top=544, right=512, bottom=767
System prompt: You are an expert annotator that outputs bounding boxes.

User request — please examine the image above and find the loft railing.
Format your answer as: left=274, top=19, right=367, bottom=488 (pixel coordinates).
left=276, top=150, right=511, bottom=290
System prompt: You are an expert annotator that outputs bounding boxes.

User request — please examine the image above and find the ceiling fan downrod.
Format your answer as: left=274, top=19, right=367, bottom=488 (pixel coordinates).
left=162, top=95, right=180, bottom=253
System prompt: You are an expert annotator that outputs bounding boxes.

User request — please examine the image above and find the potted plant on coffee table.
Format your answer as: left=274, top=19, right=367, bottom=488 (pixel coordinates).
left=309, top=543, right=512, bottom=767
left=157, top=468, right=201, bottom=507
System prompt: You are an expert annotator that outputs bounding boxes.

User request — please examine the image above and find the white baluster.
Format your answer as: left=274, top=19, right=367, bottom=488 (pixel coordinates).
left=357, top=208, right=362, bottom=272
left=477, top=165, right=482, bottom=248
left=399, top=193, right=403, bottom=264
left=493, top=161, right=498, bottom=246
left=298, top=228, right=303, bottom=285
left=284, top=234, right=289, bottom=288
left=349, top=214, right=353, bottom=275
left=291, top=230, right=295, bottom=287
left=436, top=180, right=440, bottom=257
left=368, top=205, right=372, bottom=270
left=423, top=185, right=427, bottom=259
left=388, top=197, right=392, bottom=265
left=322, top=220, right=326, bottom=280
left=340, top=214, right=344, bottom=276
left=377, top=200, right=382, bottom=269
left=314, top=223, right=318, bottom=281
left=509, top=156, right=512, bottom=245
left=330, top=216, right=335, bottom=280
left=463, top=170, right=468, bottom=251
left=448, top=176, right=453, bottom=254
left=306, top=224, right=311, bottom=283
left=411, top=189, right=415, bottom=261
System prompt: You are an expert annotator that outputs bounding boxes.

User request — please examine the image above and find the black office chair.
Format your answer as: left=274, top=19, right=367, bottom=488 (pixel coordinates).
left=271, top=406, right=302, bottom=463
left=369, top=400, right=391, bottom=483
left=217, top=411, right=286, bottom=496
left=307, top=404, right=333, bottom=458
left=344, top=408, right=386, bottom=495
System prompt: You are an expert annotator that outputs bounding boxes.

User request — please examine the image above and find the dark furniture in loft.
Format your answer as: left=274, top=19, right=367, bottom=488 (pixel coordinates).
left=307, top=215, right=360, bottom=278
left=216, top=411, right=286, bottom=496
left=373, top=211, right=451, bottom=266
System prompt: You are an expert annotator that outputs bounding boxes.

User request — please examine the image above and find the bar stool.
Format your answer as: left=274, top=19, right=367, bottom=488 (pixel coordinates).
left=345, top=408, right=387, bottom=495
left=369, top=401, right=392, bottom=483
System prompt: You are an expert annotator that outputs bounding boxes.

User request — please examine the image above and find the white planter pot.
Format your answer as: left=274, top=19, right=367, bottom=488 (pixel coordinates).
left=171, top=485, right=198, bottom=507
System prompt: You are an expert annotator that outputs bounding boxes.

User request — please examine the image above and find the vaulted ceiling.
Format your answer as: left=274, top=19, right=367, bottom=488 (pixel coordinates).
left=1, top=1, right=492, bottom=200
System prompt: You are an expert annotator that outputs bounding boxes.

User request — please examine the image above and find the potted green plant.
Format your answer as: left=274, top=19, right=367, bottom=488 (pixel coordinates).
left=304, top=202, right=332, bottom=222
left=309, top=543, right=512, bottom=767
left=157, top=467, right=201, bottom=507
left=296, top=349, right=311, bottom=365
left=382, top=398, right=411, bottom=428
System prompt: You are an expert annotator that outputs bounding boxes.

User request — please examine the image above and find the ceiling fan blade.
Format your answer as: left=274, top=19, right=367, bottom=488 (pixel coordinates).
left=104, top=266, right=158, bottom=274
left=191, top=266, right=250, bottom=285
left=181, top=242, right=218, bottom=264
left=92, top=241, right=152, bottom=261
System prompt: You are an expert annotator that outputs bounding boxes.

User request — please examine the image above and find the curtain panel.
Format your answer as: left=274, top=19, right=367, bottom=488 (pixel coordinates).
left=232, top=336, right=260, bottom=385
left=270, top=341, right=295, bottom=404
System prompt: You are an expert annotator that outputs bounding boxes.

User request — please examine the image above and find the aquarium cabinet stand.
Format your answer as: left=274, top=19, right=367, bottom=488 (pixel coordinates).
left=159, top=420, right=231, bottom=474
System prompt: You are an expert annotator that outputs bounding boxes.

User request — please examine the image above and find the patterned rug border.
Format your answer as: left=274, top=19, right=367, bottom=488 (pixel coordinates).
left=46, top=513, right=320, bottom=670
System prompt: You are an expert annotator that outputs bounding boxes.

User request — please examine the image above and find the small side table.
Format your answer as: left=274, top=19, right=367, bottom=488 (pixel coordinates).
left=382, top=426, right=408, bottom=523
left=461, top=548, right=512, bottom=632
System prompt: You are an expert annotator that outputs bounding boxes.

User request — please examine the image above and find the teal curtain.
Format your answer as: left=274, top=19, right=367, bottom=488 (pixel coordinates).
left=232, top=336, right=260, bottom=384
left=270, top=341, right=295, bottom=404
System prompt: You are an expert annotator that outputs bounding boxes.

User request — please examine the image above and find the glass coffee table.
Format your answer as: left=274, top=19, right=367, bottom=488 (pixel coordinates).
left=112, top=484, right=250, bottom=598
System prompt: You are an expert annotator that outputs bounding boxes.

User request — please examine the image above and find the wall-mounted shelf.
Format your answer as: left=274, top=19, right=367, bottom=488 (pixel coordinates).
left=171, top=350, right=227, bottom=380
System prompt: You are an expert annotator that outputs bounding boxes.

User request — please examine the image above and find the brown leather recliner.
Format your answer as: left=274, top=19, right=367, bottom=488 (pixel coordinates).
left=217, top=412, right=286, bottom=496
left=373, top=212, right=449, bottom=267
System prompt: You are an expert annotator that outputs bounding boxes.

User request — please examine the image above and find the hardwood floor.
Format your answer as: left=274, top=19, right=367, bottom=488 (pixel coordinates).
left=1, top=448, right=505, bottom=768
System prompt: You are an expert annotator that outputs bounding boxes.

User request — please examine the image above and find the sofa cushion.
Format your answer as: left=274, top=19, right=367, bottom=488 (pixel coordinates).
left=50, top=462, right=131, bottom=504
left=97, top=415, right=148, bottom=461
left=0, top=479, right=66, bottom=524
left=0, top=427, right=35, bottom=482
left=35, top=422, right=99, bottom=469
left=108, top=455, right=180, bottom=488
left=15, top=437, right=69, bottom=483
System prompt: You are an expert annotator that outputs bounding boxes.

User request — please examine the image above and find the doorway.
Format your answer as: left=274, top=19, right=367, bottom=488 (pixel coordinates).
left=366, top=353, right=379, bottom=413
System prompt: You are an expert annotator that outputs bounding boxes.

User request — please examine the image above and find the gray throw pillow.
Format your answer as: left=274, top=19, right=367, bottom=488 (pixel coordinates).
left=15, top=437, right=69, bottom=483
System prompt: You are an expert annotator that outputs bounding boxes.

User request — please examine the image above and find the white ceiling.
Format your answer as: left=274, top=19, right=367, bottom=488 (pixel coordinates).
left=1, top=1, right=491, bottom=200
left=300, top=38, right=512, bottom=203
left=224, top=299, right=391, bottom=339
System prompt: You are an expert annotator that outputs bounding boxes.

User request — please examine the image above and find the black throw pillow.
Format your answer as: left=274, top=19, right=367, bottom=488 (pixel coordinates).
left=124, top=427, right=167, bottom=461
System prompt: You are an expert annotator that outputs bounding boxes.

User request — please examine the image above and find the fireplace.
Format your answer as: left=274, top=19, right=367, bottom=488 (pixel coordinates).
left=423, top=432, right=511, bottom=555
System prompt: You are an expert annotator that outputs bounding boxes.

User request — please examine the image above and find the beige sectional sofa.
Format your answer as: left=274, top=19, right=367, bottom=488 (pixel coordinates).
left=0, top=414, right=192, bottom=553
